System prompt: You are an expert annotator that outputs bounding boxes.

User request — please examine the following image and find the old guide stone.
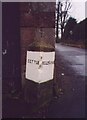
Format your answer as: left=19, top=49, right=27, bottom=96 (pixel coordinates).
left=22, top=2, right=56, bottom=113
left=25, top=40, right=55, bottom=112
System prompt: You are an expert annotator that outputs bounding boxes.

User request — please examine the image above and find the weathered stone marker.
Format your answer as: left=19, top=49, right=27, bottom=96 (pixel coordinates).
left=25, top=41, right=55, bottom=112
left=20, top=3, right=55, bottom=112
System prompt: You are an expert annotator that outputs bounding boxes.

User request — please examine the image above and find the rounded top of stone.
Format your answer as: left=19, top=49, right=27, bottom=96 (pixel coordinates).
left=28, top=40, right=55, bottom=52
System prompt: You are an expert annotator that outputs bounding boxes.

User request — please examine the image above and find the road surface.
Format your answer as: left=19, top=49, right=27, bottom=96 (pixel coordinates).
left=46, top=43, right=86, bottom=118
left=55, top=43, right=86, bottom=76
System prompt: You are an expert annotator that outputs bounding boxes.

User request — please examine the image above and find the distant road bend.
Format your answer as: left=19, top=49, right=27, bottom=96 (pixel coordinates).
left=55, top=43, right=87, bottom=77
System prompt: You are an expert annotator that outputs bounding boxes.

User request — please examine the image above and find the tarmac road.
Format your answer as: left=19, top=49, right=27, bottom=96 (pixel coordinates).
left=46, top=43, right=86, bottom=118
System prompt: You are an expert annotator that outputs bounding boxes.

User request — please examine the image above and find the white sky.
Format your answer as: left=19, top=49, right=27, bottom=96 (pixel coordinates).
left=69, top=0, right=87, bottom=23
left=57, top=0, right=87, bottom=23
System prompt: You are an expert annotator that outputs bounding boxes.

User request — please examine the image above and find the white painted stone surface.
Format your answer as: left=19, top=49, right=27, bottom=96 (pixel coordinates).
left=26, top=51, right=55, bottom=83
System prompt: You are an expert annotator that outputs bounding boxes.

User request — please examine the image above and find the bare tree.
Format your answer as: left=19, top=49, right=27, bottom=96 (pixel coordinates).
left=56, top=0, right=72, bottom=42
